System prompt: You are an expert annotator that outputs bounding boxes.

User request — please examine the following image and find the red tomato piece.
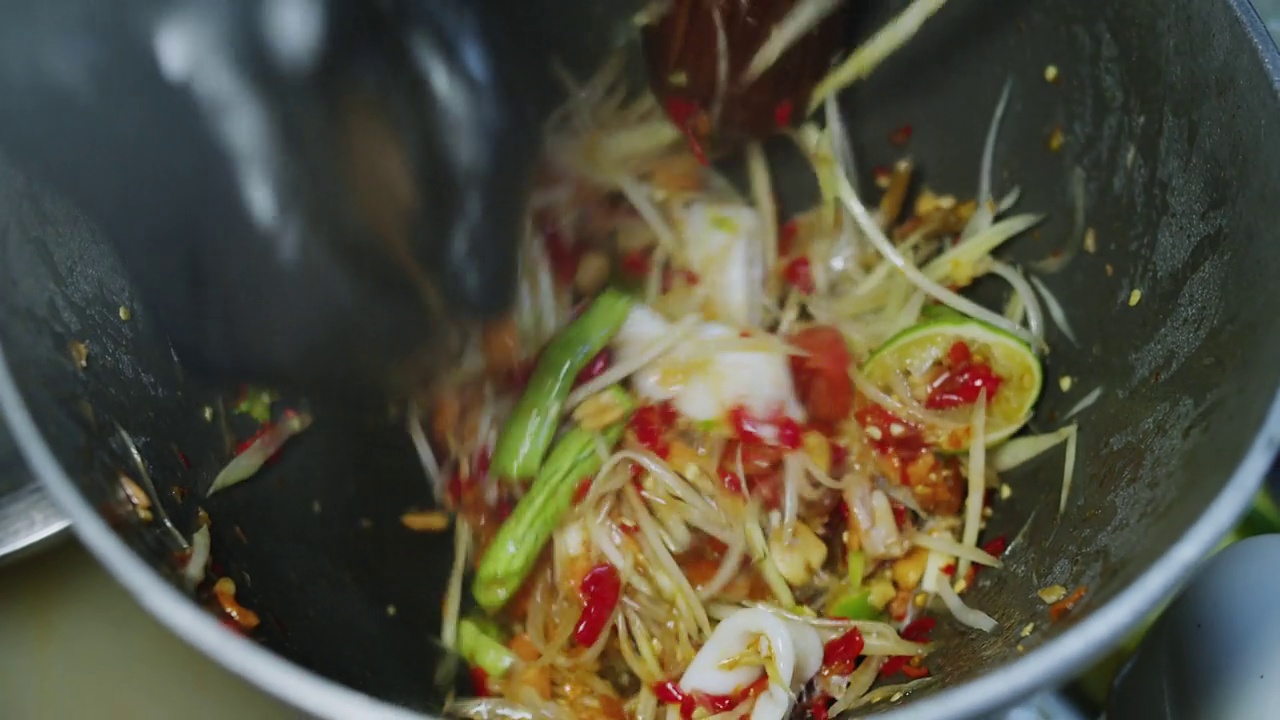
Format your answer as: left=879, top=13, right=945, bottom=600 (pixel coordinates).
left=788, top=326, right=854, bottom=426
left=782, top=256, right=815, bottom=294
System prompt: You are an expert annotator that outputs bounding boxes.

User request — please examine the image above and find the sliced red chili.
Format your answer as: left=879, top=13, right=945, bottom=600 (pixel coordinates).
left=782, top=256, right=816, bottom=294
left=652, top=679, right=687, bottom=705
left=808, top=696, right=832, bottom=720
left=469, top=667, right=492, bottom=697
left=574, top=563, right=621, bottom=646
left=574, top=349, right=612, bottom=386
left=773, top=99, right=794, bottom=129
left=925, top=363, right=1004, bottom=410
left=901, top=616, right=937, bottom=642
left=981, top=535, right=1008, bottom=558
left=822, top=627, right=866, bottom=675
left=621, top=249, right=652, bottom=277
left=573, top=477, right=594, bottom=504
left=888, top=123, right=913, bottom=146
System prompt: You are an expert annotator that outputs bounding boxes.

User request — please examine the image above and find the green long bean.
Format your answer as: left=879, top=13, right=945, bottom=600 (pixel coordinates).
left=491, top=289, right=633, bottom=481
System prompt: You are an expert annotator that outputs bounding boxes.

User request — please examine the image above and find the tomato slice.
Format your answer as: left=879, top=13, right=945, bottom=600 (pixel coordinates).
left=789, top=326, right=854, bottom=426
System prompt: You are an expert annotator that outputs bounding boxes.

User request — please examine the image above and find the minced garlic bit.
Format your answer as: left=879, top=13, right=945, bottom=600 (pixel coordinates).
left=69, top=340, right=89, bottom=369
left=1020, top=622, right=1036, bottom=638
left=999, top=483, right=1012, bottom=500
left=202, top=405, right=214, bottom=422
left=1059, top=375, right=1073, bottom=392
left=118, top=305, right=132, bottom=321
left=1105, top=263, right=1115, bottom=277
left=1128, top=289, right=1142, bottom=307
left=386, top=604, right=398, bottom=617
left=1043, top=65, right=1059, bottom=83
left=1037, top=584, right=1068, bottom=604
left=1016, top=643, right=1026, bottom=653
left=401, top=510, right=451, bottom=532
left=1047, top=126, right=1065, bottom=153
left=1083, top=227, right=1098, bottom=254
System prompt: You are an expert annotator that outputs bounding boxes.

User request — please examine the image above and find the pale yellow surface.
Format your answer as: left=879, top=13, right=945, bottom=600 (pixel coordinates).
left=0, top=540, right=295, bottom=720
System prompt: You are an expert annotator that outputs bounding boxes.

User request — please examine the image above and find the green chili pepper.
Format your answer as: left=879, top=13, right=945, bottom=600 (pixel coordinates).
left=474, top=393, right=634, bottom=612
left=458, top=618, right=518, bottom=678
left=830, top=588, right=882, bottom=621
left=491, top=289, right=634, bottom=481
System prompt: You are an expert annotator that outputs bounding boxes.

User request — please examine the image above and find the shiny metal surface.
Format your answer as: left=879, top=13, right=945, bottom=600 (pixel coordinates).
left=0, top=414, right=67, bottom=565
left=1, top=0, right=1279, bottom=719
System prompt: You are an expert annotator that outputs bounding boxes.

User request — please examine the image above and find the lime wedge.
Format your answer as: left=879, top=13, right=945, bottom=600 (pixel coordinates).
left=862, top=309, right=1042, bottom=450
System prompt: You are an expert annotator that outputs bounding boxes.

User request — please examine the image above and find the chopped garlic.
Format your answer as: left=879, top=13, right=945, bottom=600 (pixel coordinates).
left=1043, top=65, right=1059, bottom=83
left=999, top=483, right=1012, bottom=500
left=769, top=523, right=828, bottom=587
left=1083, top=227, right=1097, bottom=253
left=1128, top=289, right=1142, bottom=307
left=1020, top=622, right=1036, bottom=638
left=1038, top=584, right=1068, bottom=604
left=1059, top=375, right=1073, bottom=392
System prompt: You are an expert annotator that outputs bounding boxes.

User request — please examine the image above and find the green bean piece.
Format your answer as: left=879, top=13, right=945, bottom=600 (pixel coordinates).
left=458, top=618, right=518, bottom=678
left=474, top=401, right=632, bottom=612
left=491, top=288, right=633, bottom=481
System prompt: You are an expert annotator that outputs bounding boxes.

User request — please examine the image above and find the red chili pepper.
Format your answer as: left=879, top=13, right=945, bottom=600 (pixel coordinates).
left=469, top=667, right=492, bottom=697
left=782, top=256, right=816, bottom=294
left=621, top=249, right=652, bottom=277
left=891, top=502, right=908, bottom=529
left=652, top=680, right=687, bottom=705
left=888, top=123, right=913, bottom=146
left=901, top=616, right=937, bottom=642
left=175, top=448, right=191, bottom=469
left=941, top=563, right=956, bottom=577
left=779, top=219, right=800, bottom=256
left=664, top=96, right=701, bottom=127
left=808, top=696, right=832, bottom=720
left=948, top=340, right=973, bottom=366
left=574, top=349, right=612, bottom=386
left=773, top=99, right=794, bottom=129
left=573, top=477, right=593, bottom=504
left=628, top=404, right=672, bottom=459
left=879, top=655, right=909, bottom=677
left=925, top=363, right=1004, bottom=410
left=981, top=535, right=1008, bottom=558
left=574, top=563, right=621, bottom=646
left=475, top=448, right=491, bottom=479
left=718, top=468, right=745, bottom=496
left=822, top=627, right=866, bottom=675
left=900, top=661, right=931, bottom=679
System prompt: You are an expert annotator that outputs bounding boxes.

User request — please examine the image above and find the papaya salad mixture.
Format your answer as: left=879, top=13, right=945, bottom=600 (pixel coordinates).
left=423, top=4, right=1081, bottom=720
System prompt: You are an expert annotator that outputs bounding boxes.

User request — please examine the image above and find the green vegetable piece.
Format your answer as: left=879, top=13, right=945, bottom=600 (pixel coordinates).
left=474, top=397, right=634, bottom=612
left=830, top=589, right=882, bottom=621
left=492, top=289, right=634, bottom=481
left=234, top=386, right=278, bottom=424
left=458, top=618, right=518, bottom=678
left=847, top=549, right=866, bottom=588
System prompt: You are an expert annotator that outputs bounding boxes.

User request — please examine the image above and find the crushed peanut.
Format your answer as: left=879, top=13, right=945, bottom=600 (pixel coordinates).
left=1047, top=126, right=1065, bottom=152
left=69, top=340, right=89, bottom=369
left=118, top=305, right=132, bottom=321
left=769, top=523, right=828, bottom=587
left=119, top=473, right=153, bottom=522
left=1020, top=622, right=1036, bottom=638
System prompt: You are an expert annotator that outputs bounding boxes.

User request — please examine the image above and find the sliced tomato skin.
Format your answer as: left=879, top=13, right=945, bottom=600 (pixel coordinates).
left=789, top=326, right=854, bottom=427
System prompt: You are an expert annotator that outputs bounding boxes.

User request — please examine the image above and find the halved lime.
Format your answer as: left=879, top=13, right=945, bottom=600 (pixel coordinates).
left=861, top=308, right=1042, bottom=451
